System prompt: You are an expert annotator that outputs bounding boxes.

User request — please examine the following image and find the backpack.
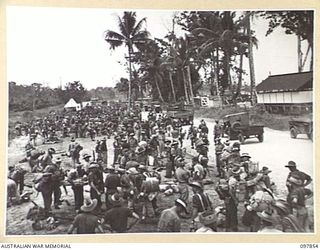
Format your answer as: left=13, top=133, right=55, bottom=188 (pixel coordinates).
left=196, top=193, right=212, bottom=212
left=282, top=214, right=305, bottom=232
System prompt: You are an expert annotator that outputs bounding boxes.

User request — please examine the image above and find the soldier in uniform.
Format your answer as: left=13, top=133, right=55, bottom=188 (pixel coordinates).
left=190, top=181, right=212, bottom=227
left=113, top=136, right=121, bottom=164
left=285, top=161, right=312, bottom=193
left=191, top=157, right=206, bottom=183
left=68, top=163, right=87, bottom=211
left=213, top=119, right=222, bottom=140
left=100, top=137, right=108, bottom=165
left=215, top=138, right=225, bottom=177
left=128, top=133, right=138, bottom=152
left=82, top=153, right=91, bottom=173
left=175, top=157, right=191, bottom=203
left=216, top=179, right=238, bottom=232
left=104, top=166, right=121, bottom=209
left=95, top=140, right=102, bottom=161
left=158, top=199, right=188, bottom=232
left=187, top=125, right=198, bottom=149
left=43, top=158, right=65, bottom=209
left=36, top=173, right=55, bottom=217
left=87, top=163, right=105, bottom=210
left=39, top=148, right=55, bottom=172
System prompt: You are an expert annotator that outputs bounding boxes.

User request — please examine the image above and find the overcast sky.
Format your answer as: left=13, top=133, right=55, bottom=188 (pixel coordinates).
left=6, top=7, right=311, bottom=90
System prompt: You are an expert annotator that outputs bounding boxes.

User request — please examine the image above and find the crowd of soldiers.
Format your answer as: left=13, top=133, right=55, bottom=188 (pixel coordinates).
left=7, top=104, right=313, bottom=234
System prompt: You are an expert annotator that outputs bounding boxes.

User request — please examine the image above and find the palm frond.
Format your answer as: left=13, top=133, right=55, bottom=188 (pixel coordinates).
left=199, top=40, right=220, bottom=57
left=117, top=15, right=129, bottom=38
left=132, top=17, right=147, bottom=37
left=191, top=28, right=219, bottom=38
left=124, top=12, right=137, bottom=37
left=250, top=36, right=259, bottom=49
left=132, top=30, right=150, bottom=41
left=104, top=30, right=125, bottom=41
left=104, top=30, right=125, bottom=49
left=104, top=38, right=124, bottom=49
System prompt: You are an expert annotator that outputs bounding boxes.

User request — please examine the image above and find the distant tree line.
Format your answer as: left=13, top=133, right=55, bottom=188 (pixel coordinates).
left=9, top=81, right=116, bottom=112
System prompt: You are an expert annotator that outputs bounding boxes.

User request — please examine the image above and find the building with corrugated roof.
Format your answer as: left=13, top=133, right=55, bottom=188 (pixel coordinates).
left=256, top=71, right=313, bottom=114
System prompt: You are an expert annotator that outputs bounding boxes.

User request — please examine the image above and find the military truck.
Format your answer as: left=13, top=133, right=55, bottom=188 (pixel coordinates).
left=166, top=103, right=194, bottom=126
left=223, top=111, right=264, bottom=144
left=289, top=117, right=313, bottom=140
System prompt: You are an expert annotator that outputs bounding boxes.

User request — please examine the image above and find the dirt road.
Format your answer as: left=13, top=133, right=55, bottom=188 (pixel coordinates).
left=6, top=118, right=314, bottom=234
left=193, top=118, right=314, bottom=196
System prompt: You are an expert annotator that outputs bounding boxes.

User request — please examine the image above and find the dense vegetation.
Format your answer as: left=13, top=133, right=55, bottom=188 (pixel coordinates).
left=8, top=81, right=116, bottom=112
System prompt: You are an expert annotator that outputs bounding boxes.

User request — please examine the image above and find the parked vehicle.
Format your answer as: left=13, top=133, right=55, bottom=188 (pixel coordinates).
left=166, top=103, right=194, bottom=126
left=223, top=112, right=264, bottom=144
left=289, top=118, right=313, bottom=140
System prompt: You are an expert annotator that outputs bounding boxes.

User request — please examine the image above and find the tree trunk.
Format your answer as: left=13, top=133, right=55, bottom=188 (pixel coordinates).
left=154, top=77, right=165, bottom=103
left=169, top=71, right=176, bottom=103
left=186, top=65, right=194, bottom=106
left=214, top=48, right=222, bottom=106
left=247, top=14, right=257, bottom=105
left=127, top=47, right=133, bottom=110
left=310, top=41, right=313, bottom=71
left=297, top=35, right=303, bottom=72
left=32, top=98, right=36, bottom=111
left=302, top=44, right=311, bottom=70
left=235, top=53, right=244, bottom=99
left=181, top=68, right=190, bottom=104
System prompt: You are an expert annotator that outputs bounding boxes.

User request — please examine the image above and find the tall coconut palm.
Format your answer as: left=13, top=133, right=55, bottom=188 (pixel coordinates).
left=192, top=11, right=257, bottom=103
left=104, top=12, right=149, bottom=109
left=246, top=11, right=257, bottom=105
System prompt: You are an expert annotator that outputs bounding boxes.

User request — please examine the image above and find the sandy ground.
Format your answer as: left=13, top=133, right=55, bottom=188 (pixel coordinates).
left=5, top=117, right=314, bottom=235
left=192, top=118, right=314, bottom=196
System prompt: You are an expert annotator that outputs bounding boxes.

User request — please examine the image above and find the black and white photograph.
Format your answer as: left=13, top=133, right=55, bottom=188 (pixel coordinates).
left=5, top=7, right=314, bottom=236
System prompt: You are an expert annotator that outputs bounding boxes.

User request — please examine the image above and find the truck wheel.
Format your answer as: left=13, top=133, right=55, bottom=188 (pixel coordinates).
left=290, top=128, right=297, bottom=139
left=231, top=121, right=241, bottom=131
left=258, top=133, right=264, bottom=142
left=238, top=133, right=245, bottom=144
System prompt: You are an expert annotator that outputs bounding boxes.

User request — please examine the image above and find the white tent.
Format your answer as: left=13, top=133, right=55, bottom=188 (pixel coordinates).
left=64, top=98, right=81, bottom=111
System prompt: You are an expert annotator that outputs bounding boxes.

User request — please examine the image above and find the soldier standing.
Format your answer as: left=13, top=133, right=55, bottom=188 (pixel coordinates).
left=36, top=173, right=55, bottom=217
left=43, top=158, right=65, bottom=209
left=215, top=138, right=225, bottom=177
left=87, top=163, right=105, bottom=210
left=175, top=157, right=191, bottom=203
left=68, top=164, right=87, bottom=211
left=39, top=148, right=55, bottom=172
left=216, top=179, right=238, bottom=232
left=100, top=137, right=108, bottom=165
left=213, top=119, right=222, bottom=140
left=113, top=136, right=121, bottom=164
left=95, top=140, right=102, bottom=161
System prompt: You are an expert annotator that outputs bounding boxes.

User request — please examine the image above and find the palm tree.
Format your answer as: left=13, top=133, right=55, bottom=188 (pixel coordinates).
left=168, top=36, right=196, bottom=105
left=191, top=11, right=258, bottom=103
left=104, top=12, right=149, bottom=109
left=246, top=11, right=257, bottom=105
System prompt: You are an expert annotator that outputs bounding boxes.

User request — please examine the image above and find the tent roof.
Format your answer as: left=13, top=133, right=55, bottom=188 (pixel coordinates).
left=64, top=98, right=79, bottom=108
